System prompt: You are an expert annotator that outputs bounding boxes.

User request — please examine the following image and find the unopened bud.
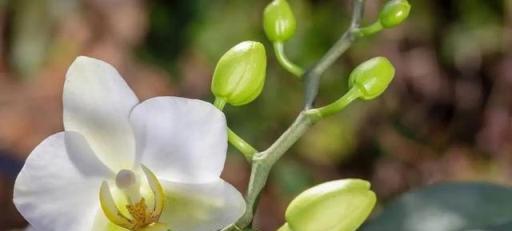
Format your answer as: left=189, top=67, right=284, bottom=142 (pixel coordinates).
left=349, top=57, right=395, bottom=100
left=379, top=0, right=411, bottom=28
left=263, top=0, right=297, bottom=42
left=211, top=41, right=267, bottom=106
left=284, top=179, right=377, bottom=231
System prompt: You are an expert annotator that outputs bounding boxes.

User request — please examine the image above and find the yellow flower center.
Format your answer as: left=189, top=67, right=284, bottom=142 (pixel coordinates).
left=99, top=165, right=167, bottom=231
left=126, top=198, right=155, bottom=229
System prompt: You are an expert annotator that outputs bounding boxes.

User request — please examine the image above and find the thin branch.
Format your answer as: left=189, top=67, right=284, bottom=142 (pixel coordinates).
left=232, top=110, right=319, bottom=229
left=228, top=128, right=258, bottom=162
left=224, top=1, right=367, bottom=230
left=273, top=42, right=305, bottom=78
left=304, top=0, right=365, bottom=109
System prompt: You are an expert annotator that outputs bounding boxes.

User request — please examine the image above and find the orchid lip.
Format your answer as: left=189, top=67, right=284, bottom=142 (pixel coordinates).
left=99, top=165, right=166, bottom=230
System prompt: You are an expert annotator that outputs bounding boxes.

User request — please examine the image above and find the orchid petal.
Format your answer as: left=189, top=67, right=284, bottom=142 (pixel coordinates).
left=160, top=179, right=246, bottom=231
left=130, top=97, right=227, bottom=183
left=99, top=182, right=133, bottom=229
left=140, top=165, right=165, bottom=217
left=24, top=226, right=37, bottom=231
left=14, top=132, right=112, bottom=231
left=63, top=56, right=139, bottom=171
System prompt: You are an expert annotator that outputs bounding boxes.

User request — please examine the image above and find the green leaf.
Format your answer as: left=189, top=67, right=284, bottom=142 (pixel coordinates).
left=479, top=221, right=512, bottom=231
left=361, top=182, right=512, bottom=231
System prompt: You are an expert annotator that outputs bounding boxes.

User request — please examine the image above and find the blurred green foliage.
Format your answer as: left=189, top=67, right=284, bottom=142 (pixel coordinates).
left=362, top=183, right=512, bottom=231
left=139, top=1, right=198, bottom=70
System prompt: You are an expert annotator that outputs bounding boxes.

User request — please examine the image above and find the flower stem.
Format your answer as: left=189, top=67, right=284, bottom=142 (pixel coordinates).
left=355, top=21, right=383, bottom=37
left=214, top=97, right=227, bottom=110
left=224, top=1, right=369, bottom=230
left=313, top=87, right=361, bottom=118
left=273, top=42, right=304, bottom=78
left=228, top=128, right=258, bottom=161
left=234, top=110, right=319, bottom=229
left=213, top=97, right=258, bottom=161
left=304, top=0, right=366, bottom=109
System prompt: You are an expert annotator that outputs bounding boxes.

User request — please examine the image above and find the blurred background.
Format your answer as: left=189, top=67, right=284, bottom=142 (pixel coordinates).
left=0, top=0, right=510, bottom=230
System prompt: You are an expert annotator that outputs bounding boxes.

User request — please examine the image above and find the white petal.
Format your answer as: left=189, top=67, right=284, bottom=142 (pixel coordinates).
left=14, top=132, right=112, bottom=231
left=160, top=179, right=246, bottom=231
left=91, top=211, right=130, bottom=231
left=130, top=97, right=227, bottom=183
left=63, top=56, right=139, bottom=171
left=24, top=226, right=38, bottom=231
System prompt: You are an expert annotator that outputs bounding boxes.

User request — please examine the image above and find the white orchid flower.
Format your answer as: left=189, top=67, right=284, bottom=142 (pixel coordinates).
left=13, top=56, right=246, bottom=231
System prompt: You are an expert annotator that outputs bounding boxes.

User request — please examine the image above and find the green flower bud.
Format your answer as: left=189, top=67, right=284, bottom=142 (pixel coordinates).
left=211, top=41, right=267, bottom=106
left=349, top=57, right=395, bottom=100
left=379, top=0, right=411, bottom=28
left=285, top=179, right=377, bottom=231
left=263, top=0, right=297, bottom=42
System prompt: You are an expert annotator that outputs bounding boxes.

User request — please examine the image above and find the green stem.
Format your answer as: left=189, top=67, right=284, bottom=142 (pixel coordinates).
left=355, top=21, right=383, bottom=37
left=214, top=97, right=227, bottom=110
left=213, top=97, right=257, bottom=161
left=273, top=42, right=304, bottom=78
left=314, top=87, right=361, bottom=118
left=224, top=1, right=369, bottom=230
left=233, top=110, right=320, bottom=229
left=225, top=95, right=357, bottom=230
left=228, top=128, right=258, bottom=161
left=304, top=0, right=366, bottom=109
